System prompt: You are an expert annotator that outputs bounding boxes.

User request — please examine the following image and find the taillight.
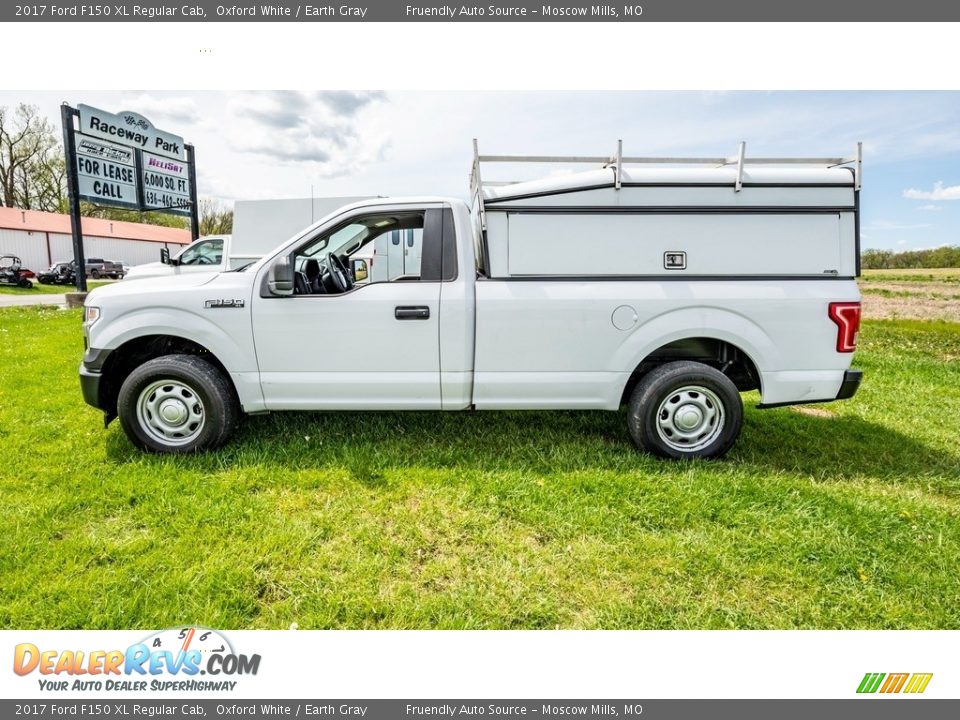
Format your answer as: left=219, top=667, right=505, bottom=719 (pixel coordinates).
left=828, top=302, right=861, bottom=353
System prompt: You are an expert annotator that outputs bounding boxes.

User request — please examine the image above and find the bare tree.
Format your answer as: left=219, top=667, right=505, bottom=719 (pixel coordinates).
left=199, top=197, right=234, bottom=235
left=0, top=103, right=65, bottom=212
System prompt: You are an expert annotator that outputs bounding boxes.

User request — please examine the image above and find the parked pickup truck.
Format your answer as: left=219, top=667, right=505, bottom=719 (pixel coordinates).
left=79, top=142, right=863, bottom=459
left=83, top=257, right=124, bottom=279
left=123, top=235, right=231, bottom=280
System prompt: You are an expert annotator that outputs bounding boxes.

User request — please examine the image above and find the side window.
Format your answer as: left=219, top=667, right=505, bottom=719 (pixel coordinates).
left=283, top=208, right=457, bottom=296
left=290, top=210, right=444, bottom=296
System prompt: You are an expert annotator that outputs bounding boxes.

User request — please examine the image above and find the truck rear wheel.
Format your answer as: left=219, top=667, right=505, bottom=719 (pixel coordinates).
left=117, top=354, right=239, bottom=453
left=627, top=361, right=743, bottom=460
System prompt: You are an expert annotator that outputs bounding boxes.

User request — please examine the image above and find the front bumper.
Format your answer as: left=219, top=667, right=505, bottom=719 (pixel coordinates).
left=79, top=364, right=102, bottom=409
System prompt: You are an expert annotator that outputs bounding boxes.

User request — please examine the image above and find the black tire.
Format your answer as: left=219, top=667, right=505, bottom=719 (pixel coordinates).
left=19, top=279, right=32, bottom=288
left=90, top=269, right=100, bottom=278
left=117, top=354, right=240, bottom=453
left=627, top=360, right=743, bottom=460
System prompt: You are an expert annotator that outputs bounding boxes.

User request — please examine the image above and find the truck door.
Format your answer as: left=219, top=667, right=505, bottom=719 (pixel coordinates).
left=251, top=204, right=449, bottom=410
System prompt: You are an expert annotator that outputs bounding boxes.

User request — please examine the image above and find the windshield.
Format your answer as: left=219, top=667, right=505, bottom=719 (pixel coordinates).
left=177, top=238, right=224, bottom=266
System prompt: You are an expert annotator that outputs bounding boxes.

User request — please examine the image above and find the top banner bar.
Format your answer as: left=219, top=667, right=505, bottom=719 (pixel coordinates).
left=8, top=0, right=960, bottom=21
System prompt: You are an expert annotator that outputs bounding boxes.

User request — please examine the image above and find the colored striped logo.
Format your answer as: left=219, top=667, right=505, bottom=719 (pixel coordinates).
left=857, top=672, right=933, bottom=694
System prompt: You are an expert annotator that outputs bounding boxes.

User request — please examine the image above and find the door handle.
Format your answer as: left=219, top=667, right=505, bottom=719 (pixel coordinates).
left=395, top=305, right=430, bottom=320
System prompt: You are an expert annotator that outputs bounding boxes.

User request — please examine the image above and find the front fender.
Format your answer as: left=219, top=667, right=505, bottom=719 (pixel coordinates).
left=89, top=308, right=256, bottom=374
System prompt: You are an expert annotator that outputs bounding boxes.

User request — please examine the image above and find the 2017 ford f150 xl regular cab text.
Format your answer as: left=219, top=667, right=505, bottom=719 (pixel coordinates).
left=79, top=142, right=864, bottom=459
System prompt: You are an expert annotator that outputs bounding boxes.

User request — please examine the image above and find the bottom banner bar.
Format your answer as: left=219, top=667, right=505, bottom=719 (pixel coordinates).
left=3, top=700, right=956, bottom=720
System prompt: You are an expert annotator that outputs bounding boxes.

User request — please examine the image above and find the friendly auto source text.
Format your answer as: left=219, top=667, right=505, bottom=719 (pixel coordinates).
left=404, top=705, right=632, bottom=716
left=405, top=5, right=639, bottom=17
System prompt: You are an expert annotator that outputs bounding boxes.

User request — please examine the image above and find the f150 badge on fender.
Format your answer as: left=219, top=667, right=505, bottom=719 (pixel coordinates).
left=204, top=299, right=245, bottom=308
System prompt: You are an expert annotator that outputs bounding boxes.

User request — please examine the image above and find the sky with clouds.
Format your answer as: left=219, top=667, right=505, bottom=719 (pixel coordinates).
left=4, top=90, right=959, bottom=252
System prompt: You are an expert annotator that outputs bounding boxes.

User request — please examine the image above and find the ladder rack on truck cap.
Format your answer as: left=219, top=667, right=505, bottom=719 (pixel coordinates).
left=470, top=139, right=862, bottom=231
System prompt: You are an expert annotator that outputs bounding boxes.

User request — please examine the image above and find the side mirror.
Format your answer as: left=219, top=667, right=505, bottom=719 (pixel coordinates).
left=160, top=247, right=170, bottom=264
left=352, top=258, right=369, bottom=282
left=268, top=256, right=294, bottom=296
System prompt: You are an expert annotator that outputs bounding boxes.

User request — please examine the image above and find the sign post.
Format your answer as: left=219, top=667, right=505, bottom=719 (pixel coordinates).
left=60, top=104, right=87, bottom=293
left=60, top=102, right=201, bottom=293
left=187, top=144, right=200, bottom=241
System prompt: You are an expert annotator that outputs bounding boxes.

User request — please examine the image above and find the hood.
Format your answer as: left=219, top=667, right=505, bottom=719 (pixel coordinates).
left=123, top=261, right=171, bottom=279
left=86, top=271, right=219, bottom=303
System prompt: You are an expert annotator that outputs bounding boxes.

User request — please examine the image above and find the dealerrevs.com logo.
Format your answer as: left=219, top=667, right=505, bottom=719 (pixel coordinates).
left=13, top=627, right=261, bottom=692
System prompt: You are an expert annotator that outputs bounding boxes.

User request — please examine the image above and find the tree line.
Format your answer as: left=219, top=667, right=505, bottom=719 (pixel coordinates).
left=0, top=103, right=232, bottom=235
left=861, top=246, right=960, bottom=269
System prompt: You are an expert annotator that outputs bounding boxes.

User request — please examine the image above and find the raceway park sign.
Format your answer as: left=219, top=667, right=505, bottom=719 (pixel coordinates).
left=69, top=104, right=194, bottom=216
left=79, top=104, right=185, bottom=160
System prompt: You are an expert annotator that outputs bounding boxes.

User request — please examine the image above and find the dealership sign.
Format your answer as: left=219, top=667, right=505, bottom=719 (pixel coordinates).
left=141, top=151, right=192, bottom=213
left=67, top=103, right=196, bottom=217
left=75, top=135, right=139, bottom=209
left=78, top=104, right=186, bottom=160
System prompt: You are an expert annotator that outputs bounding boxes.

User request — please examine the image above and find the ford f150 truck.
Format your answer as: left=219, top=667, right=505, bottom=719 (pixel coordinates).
left=79, top=142, right=864, bottom=459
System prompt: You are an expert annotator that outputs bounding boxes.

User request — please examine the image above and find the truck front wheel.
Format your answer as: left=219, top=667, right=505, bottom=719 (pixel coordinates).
left=117, top=354, right=239, bottom=453
left=627, top=361, right=743, bottom=460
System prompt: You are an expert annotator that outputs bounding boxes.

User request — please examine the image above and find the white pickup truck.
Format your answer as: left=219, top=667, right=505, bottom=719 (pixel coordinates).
left=80, top=142, right=864, bottom=459
left=123, top=234, right=232, bottom=280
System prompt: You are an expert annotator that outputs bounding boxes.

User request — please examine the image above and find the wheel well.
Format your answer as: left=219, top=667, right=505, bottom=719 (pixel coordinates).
left=98, top=335, right=234, bottom=419
left=620, top=337, right=761, bottom=406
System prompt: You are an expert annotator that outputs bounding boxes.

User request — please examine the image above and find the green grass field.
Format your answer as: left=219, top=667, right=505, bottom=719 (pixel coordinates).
left=0, top=280, right=110, bottom=296
left=0, top=306, right=958, bottom=630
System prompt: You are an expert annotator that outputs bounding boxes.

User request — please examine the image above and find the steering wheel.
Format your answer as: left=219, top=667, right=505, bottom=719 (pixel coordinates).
left=327, top=252, right=354, bottom=293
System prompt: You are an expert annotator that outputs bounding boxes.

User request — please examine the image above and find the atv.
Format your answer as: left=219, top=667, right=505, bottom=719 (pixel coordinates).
left=37, top=262, right=78, bottom=286
left=0, top=254, right=33, bottom=289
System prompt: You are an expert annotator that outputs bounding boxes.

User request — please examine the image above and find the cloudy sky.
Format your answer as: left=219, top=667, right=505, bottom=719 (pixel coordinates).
left=6, top=90, right=960, bottom=251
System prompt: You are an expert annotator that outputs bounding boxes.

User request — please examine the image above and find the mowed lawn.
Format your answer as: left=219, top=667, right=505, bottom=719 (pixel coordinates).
left=0, top=280, right=111, bottom=296
left=0, top=306, right=958, bottom=630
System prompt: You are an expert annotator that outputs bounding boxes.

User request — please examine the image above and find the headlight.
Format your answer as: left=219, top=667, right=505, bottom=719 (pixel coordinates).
left=84, top=306, right=100, bottom=324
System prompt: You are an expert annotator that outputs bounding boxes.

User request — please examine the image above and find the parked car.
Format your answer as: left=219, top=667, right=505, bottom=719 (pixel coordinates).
left=0, top=254, right=33, bottom=289
left=79, top=142, right=864, bottom=459
left=84, top=258, right=124, bottom=279
left=38, top=262, right=79, bottom=286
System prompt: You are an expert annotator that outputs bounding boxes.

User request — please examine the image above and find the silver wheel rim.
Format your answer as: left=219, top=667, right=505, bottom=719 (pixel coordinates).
left=136, top=379, right=205, bottom=447
left=655, top=384, right=725, bottom=452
